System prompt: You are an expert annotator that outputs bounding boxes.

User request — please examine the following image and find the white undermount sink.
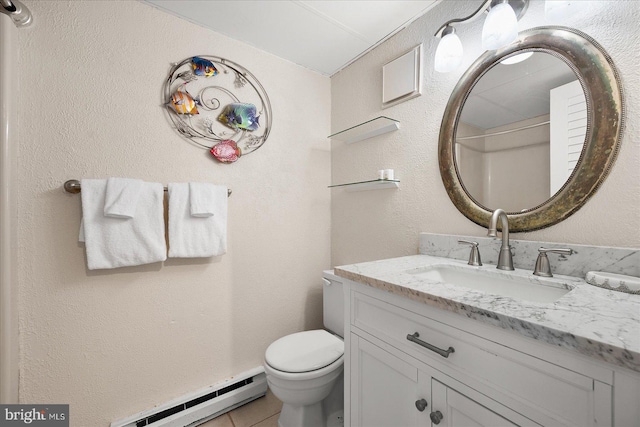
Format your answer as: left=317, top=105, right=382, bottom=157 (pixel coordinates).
left=406, top=264, right=573, bottom=303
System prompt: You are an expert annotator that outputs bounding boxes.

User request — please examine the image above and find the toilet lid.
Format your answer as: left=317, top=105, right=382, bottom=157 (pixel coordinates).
left=265, top=330, right=344, bottom=373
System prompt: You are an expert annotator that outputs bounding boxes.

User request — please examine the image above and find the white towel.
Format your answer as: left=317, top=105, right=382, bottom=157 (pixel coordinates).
left=168, top=182, right=227, bottom=258
left=189, top=182, right=217, bottom=217
left=80, top=179, right=167, bottom=270
left=104, top=177, right=143, bottom=218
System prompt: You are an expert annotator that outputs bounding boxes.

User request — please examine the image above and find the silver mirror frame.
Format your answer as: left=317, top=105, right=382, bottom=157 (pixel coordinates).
left=438, top=26, right=625, bottom=232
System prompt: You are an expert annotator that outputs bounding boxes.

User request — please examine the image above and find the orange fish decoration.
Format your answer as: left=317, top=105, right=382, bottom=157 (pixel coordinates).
left=167, top=88, right=199, bottom=115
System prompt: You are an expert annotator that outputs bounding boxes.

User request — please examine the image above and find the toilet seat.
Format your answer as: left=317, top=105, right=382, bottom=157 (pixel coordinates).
left=265, top=330, right=344, bottom=373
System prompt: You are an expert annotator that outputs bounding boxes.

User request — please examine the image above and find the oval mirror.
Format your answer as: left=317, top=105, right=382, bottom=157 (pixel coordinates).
left=439, top=27, right=624, bottom=232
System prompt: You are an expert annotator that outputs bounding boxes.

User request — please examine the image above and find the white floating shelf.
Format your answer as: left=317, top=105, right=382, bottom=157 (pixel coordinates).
left=329, top=116, right=400, bottom=144
left=328, top=179, right=400, bottom=192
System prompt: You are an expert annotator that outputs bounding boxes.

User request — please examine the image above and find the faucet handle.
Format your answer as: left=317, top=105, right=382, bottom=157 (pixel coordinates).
left=458, top=240, right=482, bottom=266
left=533, top=247, right=573, bottom=277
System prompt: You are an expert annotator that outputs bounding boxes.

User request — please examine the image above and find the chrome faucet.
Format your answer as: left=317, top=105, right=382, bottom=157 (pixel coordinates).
left=487, top=209, right=514, bottom=270
left=533, top=247, right=573, bottom=277
left=458, top=240, right=482, bottom=266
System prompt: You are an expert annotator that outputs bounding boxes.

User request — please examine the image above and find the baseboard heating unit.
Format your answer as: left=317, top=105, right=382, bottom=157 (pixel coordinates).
left=111, top=366, right=267, bottom=427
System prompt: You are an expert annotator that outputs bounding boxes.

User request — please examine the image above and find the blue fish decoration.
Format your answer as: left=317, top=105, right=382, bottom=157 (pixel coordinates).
left=191, top=57, right=218, bottom=77
left=218, top=103, right=260, bottom=131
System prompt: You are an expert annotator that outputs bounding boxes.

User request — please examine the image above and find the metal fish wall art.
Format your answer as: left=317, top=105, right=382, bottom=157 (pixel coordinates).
left=163, top=55, right=272, bottom=162
left=167, top=88, right=199, bottom=115
left=218, top=103, right=260, bottom=131
left=210, top=140, right=241, bottom=163
left=191, top=56, right=219, bottom=77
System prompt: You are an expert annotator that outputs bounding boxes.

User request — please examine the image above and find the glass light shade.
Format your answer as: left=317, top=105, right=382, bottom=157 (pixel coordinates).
left=482, top=2, right=519, bottom=51
left=434, top=31, right=463, bottom=73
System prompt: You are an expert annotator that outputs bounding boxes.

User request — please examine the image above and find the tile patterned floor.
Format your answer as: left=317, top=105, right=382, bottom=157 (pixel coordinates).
left=198, top=389, right=282, bottom=427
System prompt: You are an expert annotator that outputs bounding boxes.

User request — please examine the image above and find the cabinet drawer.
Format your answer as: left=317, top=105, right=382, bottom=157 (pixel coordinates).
left=351, top=290, right=611, bottom=427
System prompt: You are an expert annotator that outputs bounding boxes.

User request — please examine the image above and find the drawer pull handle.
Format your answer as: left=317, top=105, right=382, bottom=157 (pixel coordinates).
left=415, top=398, right=428, bottom=412
left=406, top=332, right=455, bottom=358
left=430, top=410, right=444, bottom=424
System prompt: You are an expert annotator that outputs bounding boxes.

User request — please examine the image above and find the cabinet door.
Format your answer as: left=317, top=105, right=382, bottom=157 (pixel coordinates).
left=430, top=379, right=534, bottom=427
left=350, top=334, right=428, bottom=427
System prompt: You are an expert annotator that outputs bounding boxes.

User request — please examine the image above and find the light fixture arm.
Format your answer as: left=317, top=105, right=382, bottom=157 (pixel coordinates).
left=434, top=0, right=529, bottom=38
left=434, top=0, right=493, bottom=37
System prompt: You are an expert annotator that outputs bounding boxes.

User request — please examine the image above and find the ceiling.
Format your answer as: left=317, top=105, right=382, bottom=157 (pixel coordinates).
left=143, top=0, right=440, bottom=76
left=460, top=52, right=578, bottom=130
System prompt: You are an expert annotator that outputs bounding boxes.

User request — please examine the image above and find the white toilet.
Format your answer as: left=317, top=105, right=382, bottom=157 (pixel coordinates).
left=264, top=271, right=344, bottom=427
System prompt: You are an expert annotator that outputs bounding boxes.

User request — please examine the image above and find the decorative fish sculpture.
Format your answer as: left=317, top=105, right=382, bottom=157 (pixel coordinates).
left=218, top=103, right=260, bottom=131
left=191, top=56, right=218, bottom=77
left=210, top=140, right=241, bottom=163
left=167, top=88, right=199, bottom=115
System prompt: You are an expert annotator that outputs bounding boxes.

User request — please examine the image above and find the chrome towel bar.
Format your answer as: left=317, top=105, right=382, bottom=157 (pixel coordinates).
left=63, top=179, right=232, bottom=197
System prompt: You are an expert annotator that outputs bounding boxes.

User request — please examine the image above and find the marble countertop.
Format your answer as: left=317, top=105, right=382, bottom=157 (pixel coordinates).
left=335, top=255, right=640, bottom=373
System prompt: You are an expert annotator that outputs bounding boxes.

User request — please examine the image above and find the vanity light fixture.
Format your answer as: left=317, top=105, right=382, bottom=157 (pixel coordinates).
left=433, top=0, right=529, bottom=73
left=434, top=26, right=463, bottom=73
left=482, top=1, right=519, bottom=50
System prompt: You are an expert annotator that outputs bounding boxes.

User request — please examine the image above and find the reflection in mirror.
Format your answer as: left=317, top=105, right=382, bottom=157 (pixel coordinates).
left=454, top=52, right=583, bottom=213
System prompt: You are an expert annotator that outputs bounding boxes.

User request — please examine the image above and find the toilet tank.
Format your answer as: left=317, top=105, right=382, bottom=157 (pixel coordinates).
left=322, top=270, right=344, bottom=338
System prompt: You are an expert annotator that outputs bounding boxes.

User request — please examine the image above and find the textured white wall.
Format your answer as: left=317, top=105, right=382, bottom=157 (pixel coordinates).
left=331, top=0, right=640, bottom=266
left=17, top=1, right=330, bottom=425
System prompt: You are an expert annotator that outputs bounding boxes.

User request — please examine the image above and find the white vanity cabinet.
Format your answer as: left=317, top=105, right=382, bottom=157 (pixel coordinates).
left=342, top=278, right=639, bottom=427
left=350, top=333, right=536, bottom=427
left=350, top=334, right=424, bottom=426
left=430, top=379, right=530, bottom=427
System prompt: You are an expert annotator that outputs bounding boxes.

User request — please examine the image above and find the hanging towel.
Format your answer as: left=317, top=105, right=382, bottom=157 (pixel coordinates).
left=189, top=182, right=217, bottom=217
left=80, top=179, right=167, bottom=270
left=104, top=177, right=143, bottom=218
left=168, top=182, right=228, bottom=258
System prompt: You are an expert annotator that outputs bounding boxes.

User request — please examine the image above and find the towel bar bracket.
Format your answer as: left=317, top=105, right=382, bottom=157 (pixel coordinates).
left=63, top=179, right=232, bottom=197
